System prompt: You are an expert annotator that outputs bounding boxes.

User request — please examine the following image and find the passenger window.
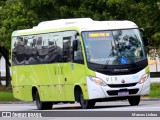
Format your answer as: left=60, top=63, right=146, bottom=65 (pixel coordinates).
left=12, top=37, right=25, bottom=65
left=63, top=37, right=71, bottom=62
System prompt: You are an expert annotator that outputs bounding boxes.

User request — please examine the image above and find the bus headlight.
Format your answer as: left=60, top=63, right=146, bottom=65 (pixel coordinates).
left=139, top=73, right=149, bottom=84
left=89, top=76, right=107, bottom=86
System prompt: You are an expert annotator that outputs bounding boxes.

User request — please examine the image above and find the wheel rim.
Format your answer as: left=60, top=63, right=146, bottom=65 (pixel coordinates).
left=80, top=93, right=87, bottom=107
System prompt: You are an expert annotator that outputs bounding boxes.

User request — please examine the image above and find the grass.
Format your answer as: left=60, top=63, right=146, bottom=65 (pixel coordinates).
left=0, top=83, right=160, bottom=102
left=149, top=83, right=160, bottom=98
left=0, top=91, right=18, bottom=101
left=0, top=85, right=18, bottom=102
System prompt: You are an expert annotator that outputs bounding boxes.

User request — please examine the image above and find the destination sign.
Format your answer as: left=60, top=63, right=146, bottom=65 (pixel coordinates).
left=89, top=33, right=110, bottom=38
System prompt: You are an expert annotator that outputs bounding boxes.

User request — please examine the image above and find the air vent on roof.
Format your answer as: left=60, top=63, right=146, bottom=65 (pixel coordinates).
left=33, top=18, right=93, bottom=29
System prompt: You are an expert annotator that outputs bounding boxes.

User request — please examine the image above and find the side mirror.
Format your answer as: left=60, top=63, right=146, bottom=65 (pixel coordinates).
left=143, top=36, right=148, bottom=46
left=139, top=28, right=144, bottom=32
left=74, top=32, right=79, bottom=39
left=73, top=40, right=78, bottom=51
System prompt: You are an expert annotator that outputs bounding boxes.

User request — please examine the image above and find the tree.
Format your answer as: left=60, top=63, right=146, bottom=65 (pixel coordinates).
left=0, top=1, right=38, bottom=87
left=106, top=0, right=160, bottom=47
left=0, top=0, right=160, bottom=87
left=22, top=0, right=60, bottom=21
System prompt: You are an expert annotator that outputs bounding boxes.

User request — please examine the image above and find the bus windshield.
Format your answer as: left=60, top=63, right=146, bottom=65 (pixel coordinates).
left=82, top=29, right=146, bottom=65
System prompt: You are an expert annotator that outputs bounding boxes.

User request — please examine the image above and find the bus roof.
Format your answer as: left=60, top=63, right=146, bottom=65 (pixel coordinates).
left=12, top=18, right=138, bottom=36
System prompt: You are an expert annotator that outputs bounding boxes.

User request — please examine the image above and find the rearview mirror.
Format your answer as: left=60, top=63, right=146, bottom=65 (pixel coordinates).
left=139, top=28, right=144, bottom=32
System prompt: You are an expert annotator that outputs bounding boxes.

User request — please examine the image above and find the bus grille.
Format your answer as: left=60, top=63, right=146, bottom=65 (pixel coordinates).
left=107, top=83, right=137, bottom=88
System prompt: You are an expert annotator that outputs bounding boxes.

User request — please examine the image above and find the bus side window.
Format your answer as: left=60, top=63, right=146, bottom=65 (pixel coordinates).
left=13, top=36, right=25, bottom=65
left=63, top=37, right=71, bottom=62
left=73, top=39, right=84, bottom=64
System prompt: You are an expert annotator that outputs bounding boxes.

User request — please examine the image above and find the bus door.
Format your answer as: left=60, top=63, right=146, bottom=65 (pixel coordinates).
left=62, top=32, right=86, bottom=101
left=71, top=37, right=86, bottom=100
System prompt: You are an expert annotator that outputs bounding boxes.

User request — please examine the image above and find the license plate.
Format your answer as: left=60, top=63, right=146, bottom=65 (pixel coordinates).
left=118, top=91, right=129, bottom=96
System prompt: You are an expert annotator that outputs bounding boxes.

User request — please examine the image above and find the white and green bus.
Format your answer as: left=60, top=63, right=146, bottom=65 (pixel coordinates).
left=11, top=18, right=150, bottom=110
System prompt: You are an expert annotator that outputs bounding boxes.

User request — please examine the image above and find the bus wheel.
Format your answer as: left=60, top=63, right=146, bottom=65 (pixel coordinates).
left=79, top=91, right=95, bottom=109
left=128, top=96, right=140, bottom=106
left=35, top=91, right=53, bottom=110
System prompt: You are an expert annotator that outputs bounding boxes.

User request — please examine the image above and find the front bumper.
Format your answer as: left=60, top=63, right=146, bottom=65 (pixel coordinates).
left=86, top=75, right=150, bottom=100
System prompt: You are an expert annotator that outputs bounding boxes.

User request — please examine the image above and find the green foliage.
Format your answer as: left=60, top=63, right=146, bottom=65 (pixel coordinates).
left=0, top=0, right=159, bottom=88
left=149, top=83, right=160, bottom=98
left=150, top=32, right=160, bottom=47
left=22, top=0, right=58, bottom=21
left=0, top=91, right=18, bottom=101
left=0, top=1, right=38, bottom=49
left=0, top=0, right=160, bottom=49
left=73, top=0, right=107, bottom=20
left=0, top=85, right=18, bottom=101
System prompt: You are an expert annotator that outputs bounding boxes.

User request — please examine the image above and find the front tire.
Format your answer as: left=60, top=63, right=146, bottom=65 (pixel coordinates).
left=35, top=91, right=53, bottom=110
left=79, top=91, right=95, bottom=109
left=128, top=96, right=140, bottom=106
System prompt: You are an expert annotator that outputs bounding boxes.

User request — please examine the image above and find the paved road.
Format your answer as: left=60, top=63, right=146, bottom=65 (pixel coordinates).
left=0, top=100, right=159, bottom=111
left=0, top=100, right=160, bottom=120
